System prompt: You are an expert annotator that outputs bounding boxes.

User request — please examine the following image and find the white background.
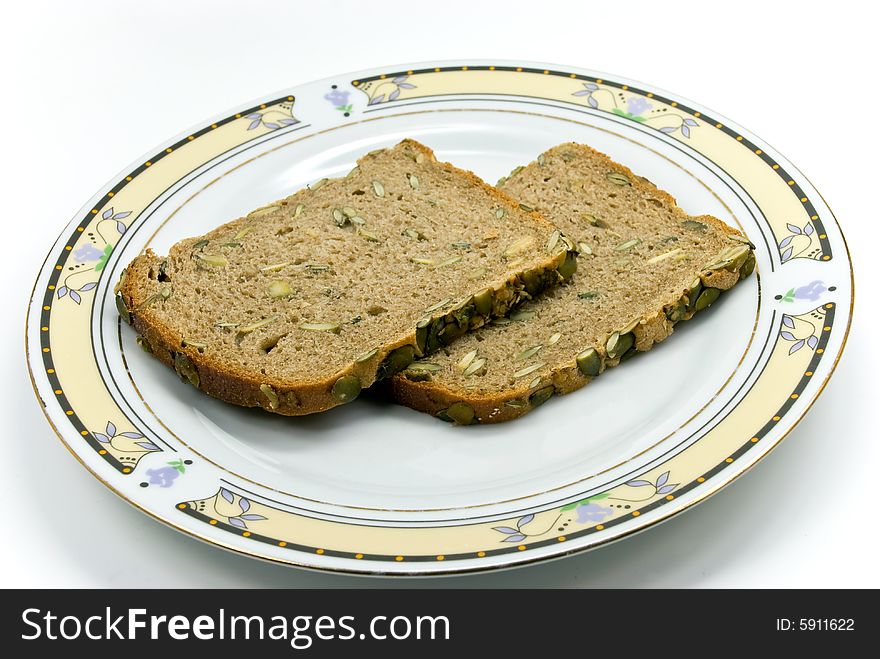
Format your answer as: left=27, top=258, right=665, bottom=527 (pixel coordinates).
left=1, top=0, right=876, bottom=588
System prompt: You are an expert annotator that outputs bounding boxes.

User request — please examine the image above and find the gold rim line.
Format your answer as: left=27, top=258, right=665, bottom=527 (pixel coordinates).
left=120, top=106, right=762, bottom=514
left=23, top=70, right=854, bottom=574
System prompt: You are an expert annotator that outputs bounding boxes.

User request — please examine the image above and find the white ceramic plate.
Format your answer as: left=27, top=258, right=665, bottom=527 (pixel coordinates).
left=26, top=61, right=852, bottom=575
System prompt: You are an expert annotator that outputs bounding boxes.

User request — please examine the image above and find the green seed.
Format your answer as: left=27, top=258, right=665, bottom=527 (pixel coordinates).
left=310, top=178, right=328, bottom=190
left=510, top=310, right=536, bottom=322
left=355, top=348, right=378, bottom=363
left=415, top=316, right=432, bottom=355
left=358, top=227, right=379, bottom=241
left=495, top=208, right=505, bottom=219
left=114, top=268, right=128, bottom=294
left=647, top=248, right=682, bottom=264
left=436, top=409, right=454, bottom=422
left=173, top=353, right=200, bottom=388
left=606, top=332, right=634, bottom=360
left=349, top=216, right=366, bottom=225
left=694, top=287, right=721, bottom=311
left=457, top=350, right=478, bottom=371
left=304, top=263, right=330, bottom=272
left=115, top=294, right=131, bottom=324
left=294, top=203, right=304, bottom=216
left=451, top=241, right=471, bottom=250
left=548, top=332, right=561, bottom=345
left=135, top=286, right=172, bottom=311
left=248, top=205, right=279, bottom=219
left=528, top=376, right=542, bottom=389
left=332, top=208, right=345, bottom=225
left=546, top=230, right=561, bottom=253
left=182, top=339, right=206, bottom=349
left=578, top=291, right=600, bottom=300
left=519, top=203, right=535, bottom=212
left=522, top=268, right=547, bottom=296
left=136, top=336, right=151, bottom=353
left=436, top=255, right=462, bottom=268
left=529, top=386, right=554, bottom=407
left=576, top=348, right=601, bottom=376
left=557, top=251, right=578, bottom=280
left=425, top=298, right=452, bottom=313
left=372, top=180, right=385, bottom=197
left=408, top=362, right=443, bottom=373
left=299, top=322, right=341, bottom=333
left=606, top=172, right=630, bottom=186
left=215, top=321, right=240, bottom=329
left=578, top=242, right=593, bottom=255
left=503, top=236, right=535, bottom=259
left=620, top=346, right=639, bottom=362
left=615, top=238, right=642, bottom=251
left=346, top=166, right=360, bottom=178
left=233, top=227, right=252, bottom=241
left=666, top=300, right=687, bottom=322
left=259, top=383, right=279, bottom=409
left=473, top=288, right=493, bottom=316
left=407, top=174, right=419, bottom=190
left=463, top=357, right=487, bottom=377
left=446, top=402, right=476, bottom=425
left=513, top=362, right=544, bottom=379
left=260, top=262, right=288, bottom=273
left=582, top=213, right=608, bottom=228
left=684, top=278, right=703, bottom=311
left=620, top=317, right=641, bottom=334
left=195, top=253, right=228, bottom=267
left=729, top=234, right=756, bottom=249
left=376, top=345, right=416, bottom=380
left=331, top=375, right=362, bottom=403
left=238, top=315, right=281, bottom=334
left=740, top=252, right=756, bottom=279
left=268, top=280, right=291, bottom=298
left=516, top=344, right=543, bottom=361
left=725, top=244, right=752, bottom=271
left=411, top=257, right=434, bottom=265
left=682, top=220, right=707, bottom=232
left=506, top=399, right=526, bottom=408
left=537, top=154, right=546, bottom=167
left=425, top=317, right=446, bottom=353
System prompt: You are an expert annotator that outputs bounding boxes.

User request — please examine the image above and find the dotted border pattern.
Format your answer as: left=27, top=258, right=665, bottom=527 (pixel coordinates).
left=353, top=65, right=832, bottom=263
left=176, top=304, right=835, bottom=564
left=38, top=95, right=296, bottom=474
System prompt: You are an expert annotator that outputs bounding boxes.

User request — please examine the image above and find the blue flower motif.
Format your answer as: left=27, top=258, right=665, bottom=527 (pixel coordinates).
left=145, top=466, right=180, bottom=488
left=324, top=89, right=350, bottom=106
left=794, top=280, right=826, bottom=302
left=626, top=97, right=652, bottom=116
left=575, top=502, right=613, bottom=523
left=73, top=244, right=104, bottom=262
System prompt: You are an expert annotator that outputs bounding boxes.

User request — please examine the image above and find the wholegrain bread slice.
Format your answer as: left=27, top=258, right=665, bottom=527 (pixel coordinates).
left=389, top=143, right=755, bottom=424
left=117, top=139, right=577, bottom=416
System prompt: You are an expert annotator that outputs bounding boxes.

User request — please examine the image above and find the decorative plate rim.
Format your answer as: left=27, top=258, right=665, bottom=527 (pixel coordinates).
left=25, top=59, right=854, bottom=576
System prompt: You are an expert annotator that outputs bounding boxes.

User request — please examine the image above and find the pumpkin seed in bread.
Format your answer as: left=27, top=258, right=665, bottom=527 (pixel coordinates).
left=117, top=139, right=577, bottom=416
left=389, top=142, right=755, bottom=423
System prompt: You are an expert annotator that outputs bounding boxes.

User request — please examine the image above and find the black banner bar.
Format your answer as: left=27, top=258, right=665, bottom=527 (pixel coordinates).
left=1, top=589, right=870, bottom=654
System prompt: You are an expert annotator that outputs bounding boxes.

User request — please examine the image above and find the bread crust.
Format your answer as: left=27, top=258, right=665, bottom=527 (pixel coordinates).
left=388, top=143, right=755, bottom=424
left=117, top=140, right=577, bottom=416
